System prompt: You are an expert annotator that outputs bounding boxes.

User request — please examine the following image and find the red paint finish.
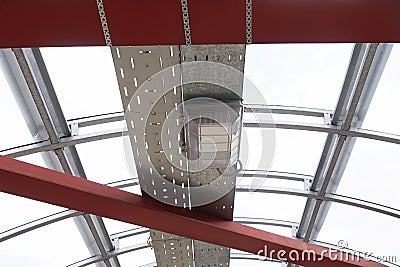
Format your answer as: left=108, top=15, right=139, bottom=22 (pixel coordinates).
left=0, top=156, right=384, bottom=267
left=188, top=0, right=247, bottom=44
left=103, top=0, right=185, bottom=46
left=252, top=0, right=400, bottom=43
left=0, top=0, right=104, bottom=48
left=0, top=1, right=400, bottom=47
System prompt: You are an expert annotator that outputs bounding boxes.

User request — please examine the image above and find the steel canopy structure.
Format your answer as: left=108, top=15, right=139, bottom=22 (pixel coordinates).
left=0, top=1, right=400, bottom=267
left=1, top=44, right=400, bottom=266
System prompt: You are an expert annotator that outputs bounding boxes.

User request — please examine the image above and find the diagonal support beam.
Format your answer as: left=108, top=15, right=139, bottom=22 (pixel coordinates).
left=297, top=43, right=393, bottom=244
left=0, top=155, right=385, bottom=267
left=0, top=48, right=120, bottom=267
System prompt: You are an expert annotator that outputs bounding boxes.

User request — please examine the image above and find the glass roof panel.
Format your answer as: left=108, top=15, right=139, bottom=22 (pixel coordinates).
left=118, top=247, right=156, bottom=267
left=118, top=232, right=149, bottom=251
left=269, top=129, right=327, bottom=175
left=234, top=193, right=306, bottom=225
left=104, top=217, right=141, bottom=236
left=0, top=153, right=62, bottom=231
left=317, top=202, right=400, bottom=264
left=18, top=153, right=47, bottom=168
left=243, top=44, right=354, bottom=110
left=336, top=138, right=400, bottom=210
left=240, top=128, right=327, bottom=176
left=0, top=67, right=34, bottom=150
left=363, top=44, right=400, bottom=135
left=0, top=218, right=90, bottom=266
left=75, top=135, right=137, bottom=184
left=0, top=193, right=64, bottom=232
left=40, top=47, right=122, bottom=120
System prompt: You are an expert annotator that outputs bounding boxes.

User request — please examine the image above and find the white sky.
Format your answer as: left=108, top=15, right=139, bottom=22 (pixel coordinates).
left=0, top=44, right=399, bottom=266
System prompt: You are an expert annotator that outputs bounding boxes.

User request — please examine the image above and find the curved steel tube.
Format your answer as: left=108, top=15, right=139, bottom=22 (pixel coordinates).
left=1, top=106, right=399, bottom=158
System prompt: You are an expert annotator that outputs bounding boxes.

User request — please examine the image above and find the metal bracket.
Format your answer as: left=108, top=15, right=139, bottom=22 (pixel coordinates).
left=112, top=237, right=120, bottom=250
left=323, top=112, right=332, bottom=125
left=181, top=0, right=192, bottom=45
left=304, top=178, right=312, bottom=191
left=96, top=0, right=112, bottom=46
left=246, top=0, right=252, bottom=44
left=70, top=122, right=79, bottom=136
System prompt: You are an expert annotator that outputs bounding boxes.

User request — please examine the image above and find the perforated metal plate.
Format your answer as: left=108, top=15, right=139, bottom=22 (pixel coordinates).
left=112, top=45, right=190, bottom=207
left=150, top=230, right=194, bottom=266
left=112, top=45, right=193, bottom=267
left=193, top=240, right=230, bottom=267
left=112, top=45, right=246, bottom=267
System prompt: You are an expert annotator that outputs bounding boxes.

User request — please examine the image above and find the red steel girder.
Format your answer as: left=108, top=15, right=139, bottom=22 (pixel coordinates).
left=0, top=155, right=385, bottom=266
left=0, top=0, right=400, bottom=47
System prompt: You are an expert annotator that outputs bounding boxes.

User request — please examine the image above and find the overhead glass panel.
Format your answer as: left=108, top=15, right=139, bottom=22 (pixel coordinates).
left=269, top=129, right=327, bottom=175
left=317, top=202, right=400, bottom=264
left=363, top=44, right=400, bottom=135
left=336, top=138, right=400, bottom=210
left=103, top=218, right=142, bottom=236
left=75, top=136, right=136, bottom=184
left=18, top=153, right=47, bottom=168
left=0, top=153, right=61, bottom=231
left=118, top=231, right=149, bottom=251
left=0, top=218, right=90, bottom=267
left=0, top=193, right=64, bottom=232
left=243, top=44, right=353, bottom=110
left=234, top=193, right=306, bottom=225
left=40, top=47, right=122, bottom=119
left=240, top=128, right=327, bottom=176
left=0, top=68, right=34, bottom=150
left=118, top=247, right=156, bottom=267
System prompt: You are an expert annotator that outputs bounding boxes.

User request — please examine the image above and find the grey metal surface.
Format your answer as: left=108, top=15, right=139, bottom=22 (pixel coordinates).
left=112, top=46, right=190, bottom=200
left=181, top=44, right=246, bottom=100
left=296, top=43, right=393, bottom=245
left=0, top=48, right=120, bottom=267
left=111, top=44, right=248, bottom=267
left=193, top=241, right=230, bottom=266
left=112, top=45, right=193, bottom=267
left=180, top=44, right=246, bottom=267
left=150, top=231, right=194, bottom=266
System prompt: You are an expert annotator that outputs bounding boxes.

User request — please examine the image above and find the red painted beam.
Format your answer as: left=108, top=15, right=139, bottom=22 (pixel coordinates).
left=0, top=0, right=104, bottom=47
left=0, top=156, right=384, bottom=266
left=0, top=0, right=400, bottom=47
